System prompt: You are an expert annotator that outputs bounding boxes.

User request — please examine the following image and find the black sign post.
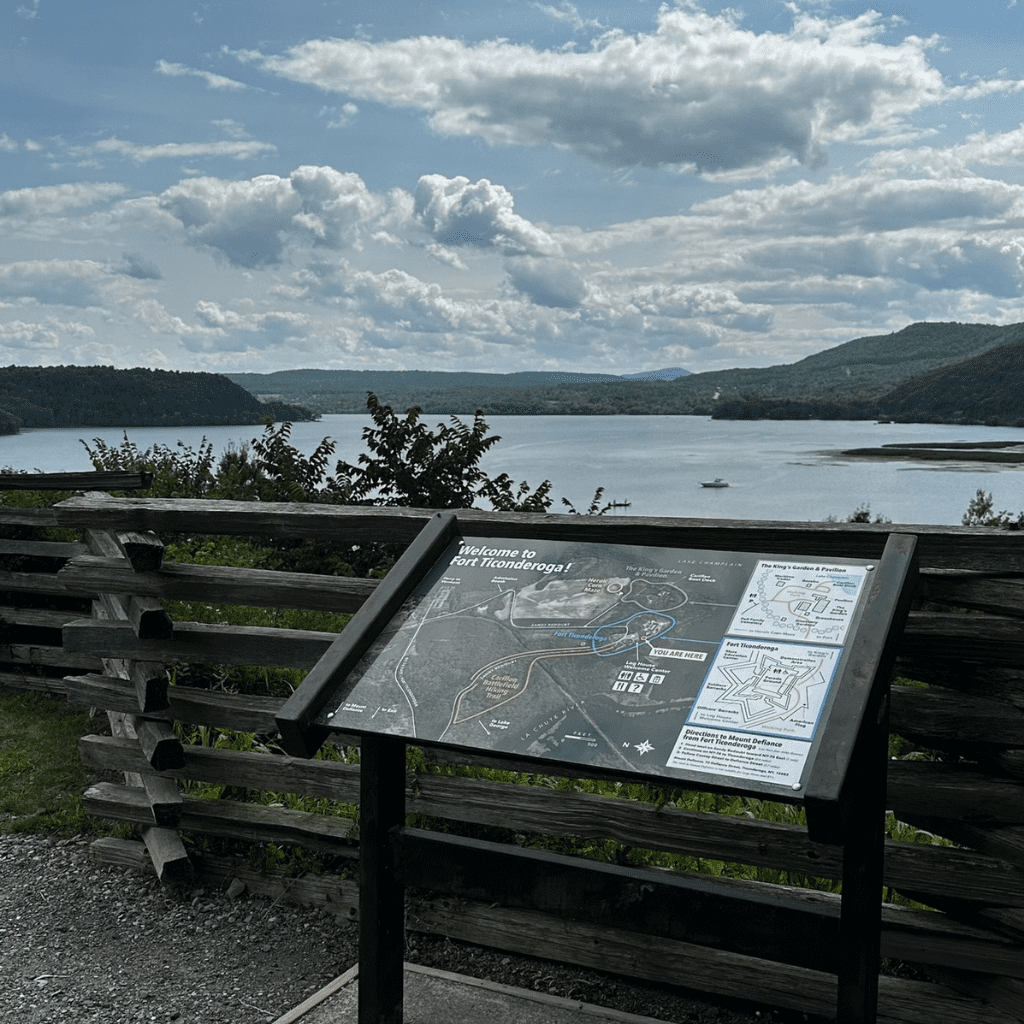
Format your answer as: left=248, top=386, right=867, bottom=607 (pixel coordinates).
left=278, top=515, right=917, bottom=1024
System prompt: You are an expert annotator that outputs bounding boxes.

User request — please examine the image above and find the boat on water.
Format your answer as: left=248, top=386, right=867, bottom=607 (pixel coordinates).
left=700, top=478, right=729, bottom=488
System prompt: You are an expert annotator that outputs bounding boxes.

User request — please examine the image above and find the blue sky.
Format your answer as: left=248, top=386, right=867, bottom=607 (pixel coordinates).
left=2, top=0, right=1023, bottom=375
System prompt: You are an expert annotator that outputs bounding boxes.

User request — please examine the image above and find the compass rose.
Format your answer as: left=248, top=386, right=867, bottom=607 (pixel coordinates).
left=634, top=739, right=655, bottom=756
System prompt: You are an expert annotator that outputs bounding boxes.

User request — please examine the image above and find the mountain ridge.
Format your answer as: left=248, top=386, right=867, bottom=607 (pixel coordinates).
left=225, top=321, right=1024, bottom=421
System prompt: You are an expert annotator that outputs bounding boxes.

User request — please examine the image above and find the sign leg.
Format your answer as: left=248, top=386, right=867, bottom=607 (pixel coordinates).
left=836, top=690, right=889, bottom=1024
left=359, top=734, right=407, bottom=1024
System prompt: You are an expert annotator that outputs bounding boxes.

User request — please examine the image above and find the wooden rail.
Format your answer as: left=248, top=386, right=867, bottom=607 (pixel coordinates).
left=3, top=493, right=1023, bottom=1022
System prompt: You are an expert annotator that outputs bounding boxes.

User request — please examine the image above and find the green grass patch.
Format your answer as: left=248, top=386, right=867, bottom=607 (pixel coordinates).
left=0, top=689, right=110, bottom=837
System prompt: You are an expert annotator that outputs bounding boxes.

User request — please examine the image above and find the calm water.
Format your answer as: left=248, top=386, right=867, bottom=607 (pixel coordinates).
left=4, top=415, right=1022, bottom=526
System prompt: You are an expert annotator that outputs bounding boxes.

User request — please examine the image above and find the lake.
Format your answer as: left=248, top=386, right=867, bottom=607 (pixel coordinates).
left=4, top=414, right=1022, bottom=526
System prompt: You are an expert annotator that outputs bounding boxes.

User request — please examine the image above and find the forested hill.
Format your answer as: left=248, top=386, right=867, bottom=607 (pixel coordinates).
left=0, top=366, right=315, bottom=435
left=874, top=338, right=1024, bottom=425
left=226, top=321, right=1022, bottom=418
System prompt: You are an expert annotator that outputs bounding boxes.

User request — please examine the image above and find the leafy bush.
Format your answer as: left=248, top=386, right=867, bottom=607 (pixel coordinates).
left=961, top=488, right=1024, bottom=529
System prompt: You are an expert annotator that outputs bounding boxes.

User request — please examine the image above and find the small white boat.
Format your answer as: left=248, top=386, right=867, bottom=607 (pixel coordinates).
left=700, top=478, right=729, bottom=488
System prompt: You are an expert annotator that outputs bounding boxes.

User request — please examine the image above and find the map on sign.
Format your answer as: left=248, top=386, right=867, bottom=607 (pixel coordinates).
left=318, top=537, right=870, bottom=788
left=727, top=560, right=869, bottom=644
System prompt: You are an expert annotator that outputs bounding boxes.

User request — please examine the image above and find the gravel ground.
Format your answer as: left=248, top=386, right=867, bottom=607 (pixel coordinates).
left=0, top=827, right=820, bottom=1024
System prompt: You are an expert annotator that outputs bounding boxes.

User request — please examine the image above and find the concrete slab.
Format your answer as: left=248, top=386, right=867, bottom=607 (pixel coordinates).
left=273, top=963, right=672, bottom=1024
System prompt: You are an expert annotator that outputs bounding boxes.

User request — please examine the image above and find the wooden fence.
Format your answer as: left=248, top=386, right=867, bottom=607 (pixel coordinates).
left=2, top=489, right=1023, bottom=1023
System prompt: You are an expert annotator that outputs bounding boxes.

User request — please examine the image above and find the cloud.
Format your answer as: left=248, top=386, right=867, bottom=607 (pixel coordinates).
left=155, top=59, right=249, bottom=90
left=413, top=175, right=557, bottom=255
left=117, top=253, right=162, bottom=280
left=741, top=232, right=1024, bottom=297
left=690, top=174, right=1024, bottom=234
left=251, top=6, right=1000, bottom=175
left=0, top=260, right=113, bottom=307
left=0, top=134, right=19, bottom=152
left=0, top=318, right=93, bottom=351
left=0, top=182, right=128, bottom=219
left=157, top=166, right=383, bottom=266
left=505, top=256, right=587, bottom=307
left=532, top=3, right=605, bottom=32
left=76, top=137, right=276, bottom=165
left=868, top=123, right=1024, bottom=177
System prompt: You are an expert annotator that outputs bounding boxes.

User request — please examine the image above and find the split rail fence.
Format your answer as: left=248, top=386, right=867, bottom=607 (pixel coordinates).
left=2, top=485, right=1023, bottom=1023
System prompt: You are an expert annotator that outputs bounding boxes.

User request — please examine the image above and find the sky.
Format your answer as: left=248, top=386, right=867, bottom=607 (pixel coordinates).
left=2, top=0, right=1023, bottom=377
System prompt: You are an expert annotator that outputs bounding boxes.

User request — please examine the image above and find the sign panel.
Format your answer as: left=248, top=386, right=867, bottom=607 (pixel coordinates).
left=316, top=537, right=872, bottom=792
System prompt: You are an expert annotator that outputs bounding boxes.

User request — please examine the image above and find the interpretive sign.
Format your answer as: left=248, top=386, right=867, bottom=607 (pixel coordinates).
left=314, top=534, right=875, bottom=796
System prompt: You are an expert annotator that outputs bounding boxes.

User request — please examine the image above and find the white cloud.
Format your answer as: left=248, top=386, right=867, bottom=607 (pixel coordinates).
left=0, top=134, right=19, bottom=152
left=157, top=166, right=384, bottom=266
left=0, top=318, right=93, bottom=351
left=0, top=182, right=128, bottom=219
left=532, top=3, right=605, bottom=32
left=77, top=137, right=276, bottom=165
left=868, top=123, right=1024, bottom=177
left=251, top=6, right=1005, bottom=175
left=0, top=260, right=114, bottom=307
left=690, top=174, right=1024, bottom=234
left=155, top=59, right=249, bottom=90
left=413, top=175, right=558, bottom=255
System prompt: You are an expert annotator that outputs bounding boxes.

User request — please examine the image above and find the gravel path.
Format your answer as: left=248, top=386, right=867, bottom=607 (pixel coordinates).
left=0, top=827, right=816, bottom=1024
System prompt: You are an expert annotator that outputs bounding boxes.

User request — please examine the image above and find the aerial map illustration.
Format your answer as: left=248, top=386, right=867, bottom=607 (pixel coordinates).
left=318, top=537, right=871, bottom=788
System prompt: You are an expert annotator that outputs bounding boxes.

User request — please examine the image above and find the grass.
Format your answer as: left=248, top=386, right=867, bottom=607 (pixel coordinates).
left=0, top=689, right=116, bottom=837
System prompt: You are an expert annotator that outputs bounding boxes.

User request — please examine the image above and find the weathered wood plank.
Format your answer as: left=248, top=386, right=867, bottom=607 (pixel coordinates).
left=185, top=850, right=360, bottom=920
left=79, top=734, right=361, bottom=802
left=0, top=605, right=89, bottom=629
left=0, top=506, right=57, bottom=527
left=140, top=826, right=192, bottom=882
left=920, top=968, right=1024, bottom=1023
left=0, top=643, right=102, bottom=670
left=0, top=570, right=72, bottom=595
left=0, top=539, right=88, bottom=558
left=0, top=470, right=152, bottom=491
left=83, top=784, right=359, bottom=855
left=89, top=836, right=152, bottom=872
left=64, top=674, right=283, bottom=732
left=58, top=555, right=376, bottom=613
left=887, top=760, right=1024, bottom=824
left=62, top=618, right=335, bottom=668
left=115, top=530, right=163, bottom=572
left=130, top=715, right=184, bottom=771
left=84, top=781, right=155, bottom=823
left=0, top=669, right=67, bottom=695
left=892, top=663, right=1024, bottom=712
left=890, top=686, right=1024, bottom=749
left=95, top=588, right=173, bottom=644
left=899, top=610, right=1024, bottom=667
left=897, top=817, right=1024, bottom=872
left=72, top=734, right=1024, bottom=906
left=407, top=896, right=1015, bottom=1024
left=915, top=570, right=1024, bottom=617
left=52, top=495, right=1024, bottom=571
left=141, top=774, right=183, bottom=827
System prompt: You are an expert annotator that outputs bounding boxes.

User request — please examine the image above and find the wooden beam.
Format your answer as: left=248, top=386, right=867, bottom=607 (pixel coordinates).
left=0, top=470, right=152, bottom=491
left=82, top=784, right=359, bottom=855
left=129, top=715, right=184, bottom=771
left=0, top=539, right=88, bottom=558
left=394, top=826, right=841, bottom=972
left=52, top=494, right=1024, bottom=571
left=890, top=686, right=1024, bottom=749
left=114, top=530, right=163, bottom=572
left=58, top=555, right=376, bottom=613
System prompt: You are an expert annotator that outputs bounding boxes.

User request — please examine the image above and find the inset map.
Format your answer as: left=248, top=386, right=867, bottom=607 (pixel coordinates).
left=727, top=560, right=868, bottom=644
